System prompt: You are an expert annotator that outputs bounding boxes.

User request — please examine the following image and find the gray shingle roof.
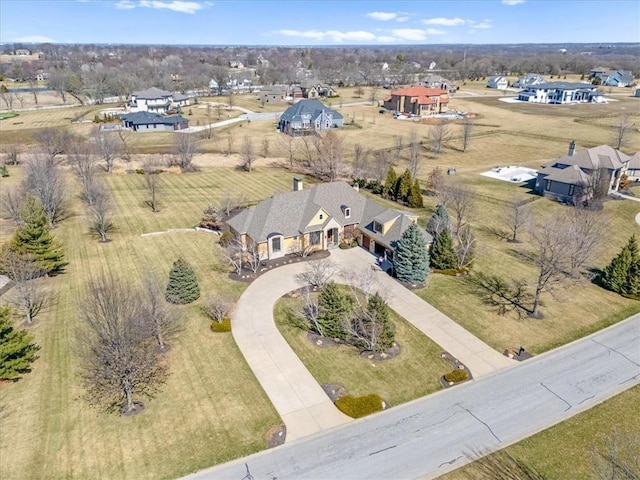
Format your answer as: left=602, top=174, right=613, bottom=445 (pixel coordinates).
left=227, top=181, right=430, bottom=248
left=121, top=111, right=186, bottom=126
left=627, top=152, right=640, bottom=170
left=279, top=99, right=343, bottom=125
left=544, top=164, right=590, bottom=184
left=132, top=87, right=173, bottom=100
left=542, top=145, right=630, bottom=171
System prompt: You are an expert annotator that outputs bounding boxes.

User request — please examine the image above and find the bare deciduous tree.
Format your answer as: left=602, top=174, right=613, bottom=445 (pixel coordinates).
left=1, top=186, right=26, bottom=224
left=502, top=200, right=532, bottom=243
left=142, top=274, right=182, bottom=352
left=33, top=128, right=70, bottom=160
left=77, top=274, right=169, bottom=414
left=92, top=128, right=121, bottom=173
left=3, top=144, right=21, bottom=165
left=426, top=166, right=445, bottom=196
left=240, top=136, right=256, bottom=172
left=143, top=159, right=162, bottom=213
left=371, top=149, right=393, bottom=184
left=69, top=143, right=101, bottom=206
left=462, top=449, right=547, bottom=480
left=368, top=85, right=379, bottom=106
left=430, top=119, right=451, bottom=155
left=456, top=225, right=476, bottom=269
left=580, top=167, right=612, bottom=208
left=4, top=253, right=51, bottom=324
left=277, top=132, right=298, bottom=168
left=407, top=130, right=422, bottom=178
left=296, top=259, right=337, bottom=288
left=394, top=135, right=404, bottom=163
left=461, top=117, right=474, bottom=153
left=261, top=138, right=270, bottom=158
left=202, top=293, right=234, bottom=324
left=592, top=428, right=640, bottom=480
left=351, top=143, right=369, bottom=180
left=24, top=154, right=66, bottom=226
left=173, top=132, right=199, bottom=171
left=219, top=190, right=247, bottom=217
left=440, top=183, right=476, bottom=238
left=116, top=129, right=133, bottom=163
left=313, top=131, right=344, bottom=181
left=221, top=235, right=244, bottom=275
left=612, top=112, right=633, bottom=150
left=89, top=181, right=115, bottom=242
left=245, top=242, right=262, bottom=273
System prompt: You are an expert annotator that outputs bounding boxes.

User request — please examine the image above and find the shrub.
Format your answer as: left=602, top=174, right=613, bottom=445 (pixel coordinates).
left=444, top=368, right=468, bottom=383
left=219, top=231, right=234, bottom=247
left=211, top=317, right=231, bottom=333
left=0, top=165, right=8, bottom=177
left=165, top=257, right=200, bottom=304
left=335, top=394, right=384, bottom=418
left=135, top=168, right=145, bottom=175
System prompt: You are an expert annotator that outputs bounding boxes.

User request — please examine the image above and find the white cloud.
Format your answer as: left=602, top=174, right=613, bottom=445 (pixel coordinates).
left=422, top=17, right=468, bottom=26
left=114, top=0, right=204, bottom=14
left=425, top=28, right=446, bottom=35
left=366, top=11, right=398, bottom=21
left=365, top=11, right=409, bottom=22
left=276, top=29, right=377, bottom=43
left=391, top=28, right=428, bottom=41
left=471, top=21, right=493, bottom=29
left=502, top=0, right=525, bottom=5
left=9, top=35, right=57, bottom=43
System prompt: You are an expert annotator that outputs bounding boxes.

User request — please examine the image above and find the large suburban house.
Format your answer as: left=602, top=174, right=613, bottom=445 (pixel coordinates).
left=277, top=99, right=343, bottom=136
left=513, top=73, right=545, bottom=88
left=127, top=87, right=190, bottom=114
left=487, top=76, right=508, bottom=89
left=121, top=111, right=189, bottom=132
left=259, top=85, right=287, bottom=103
left=298, top=78, right=337, bottom=98
left=383, top=86, right=449, bottom=115
left=592, top=70, right=635, bottom=87
left=535, top=143, right=630, bottom=203
left=517, top=82, right=604, bottom=104
left=419, top=74, right=456, bottom=94
left=227, top=179, right=431, bottom=261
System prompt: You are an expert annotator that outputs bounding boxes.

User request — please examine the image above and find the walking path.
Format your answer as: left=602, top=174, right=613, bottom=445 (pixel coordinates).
left=231, top=247, right=515, bottom=442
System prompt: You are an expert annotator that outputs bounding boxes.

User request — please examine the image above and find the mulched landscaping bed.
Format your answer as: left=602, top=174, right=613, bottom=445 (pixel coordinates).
left=439, top=351, right=473, bottom=389
left=229, top=250, right=330, bottom=283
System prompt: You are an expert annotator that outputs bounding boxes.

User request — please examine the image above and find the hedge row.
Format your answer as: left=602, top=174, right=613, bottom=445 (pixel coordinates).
left=335, top=394, right=384, bottom=418
left=211, top=318, right=231, bottom=333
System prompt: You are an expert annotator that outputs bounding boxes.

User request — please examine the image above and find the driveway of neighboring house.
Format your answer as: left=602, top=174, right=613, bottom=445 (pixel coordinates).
left=231, top=247, right=515, bottom=443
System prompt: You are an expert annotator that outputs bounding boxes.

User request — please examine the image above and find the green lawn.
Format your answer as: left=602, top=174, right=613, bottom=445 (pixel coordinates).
left=0, top=166, right=300, bottom=480
left=274, top=297, right=450, bottom=407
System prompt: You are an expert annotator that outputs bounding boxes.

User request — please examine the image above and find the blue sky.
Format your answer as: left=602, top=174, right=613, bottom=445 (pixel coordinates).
left=1, top=0, right=639, bottom=45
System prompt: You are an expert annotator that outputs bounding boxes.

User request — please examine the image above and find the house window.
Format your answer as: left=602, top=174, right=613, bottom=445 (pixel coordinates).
left=319, top=213, right=324, bottom=220
left=309, top=231, right=321, bottom=246
left=373, top=221, right=383, bottom=233
left=271, top=237, right=281, bottom=253
left=545, top=180, right=551, bottom=191
left=568, top=184, right=575, bottom=196
left=344, top=208, right=351, bottom=219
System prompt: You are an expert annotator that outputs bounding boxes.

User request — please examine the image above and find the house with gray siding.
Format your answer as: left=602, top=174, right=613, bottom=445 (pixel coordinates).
left=513, top=73, right=545, bottom=88
left=277, top=99, right=343, bottom=136
left=121, top=112, right=189, bottom=132
left=517, top=82, right=604, bottom=104
left=487, top=76, right=508, bottom=89
left=128, top=87, right=190, bottom=114
left=535, top=143, right=630, bottom=203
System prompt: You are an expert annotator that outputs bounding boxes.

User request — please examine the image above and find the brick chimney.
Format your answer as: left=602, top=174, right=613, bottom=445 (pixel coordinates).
left=293, top=177, right=303, bottom=191
left=568, top=140, right=576, bottom=156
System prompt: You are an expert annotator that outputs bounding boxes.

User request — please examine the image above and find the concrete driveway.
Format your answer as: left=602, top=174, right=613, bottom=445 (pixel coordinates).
left=231, top=247, right=514, bottom=443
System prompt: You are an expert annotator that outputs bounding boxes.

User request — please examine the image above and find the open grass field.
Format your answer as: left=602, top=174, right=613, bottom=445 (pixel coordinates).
left=441, top=385, right=640, bottom=480
left=0, top=166, right=305, bottom=480
left=274, top=297, right=450, bottom=406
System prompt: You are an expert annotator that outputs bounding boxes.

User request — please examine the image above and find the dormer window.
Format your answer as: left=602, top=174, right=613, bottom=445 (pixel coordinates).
left=344, top=207, right=351, bottom=219
left=373, top=221, right=383, bottom=233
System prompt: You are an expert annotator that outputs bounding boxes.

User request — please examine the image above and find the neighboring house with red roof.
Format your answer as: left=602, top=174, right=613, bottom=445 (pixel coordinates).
left=535, top=142, right=630, bottom=203
left=383, top=86, right=449, bottom=116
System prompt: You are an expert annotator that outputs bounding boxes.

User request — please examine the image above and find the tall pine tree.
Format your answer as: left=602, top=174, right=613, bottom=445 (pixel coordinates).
left=395, top=169, right=413, bottom=203
left=0, top=306, right=40, bottom=380
left=0, top=195, right=66, bottom=277
left=366, top=292, right=395, bottom=352
left=383, top=167, right=397, bottom=200
left=394, top=223, right=430, bottom=284
left=408, top=179, right=424, bottom=208
left=165, top=257, right=200, bottom=304
left=601, top=235, right=640, bottom=297
left=430, top=229, right=459, bottom=270
left=317, top=282, right=352, bottom=339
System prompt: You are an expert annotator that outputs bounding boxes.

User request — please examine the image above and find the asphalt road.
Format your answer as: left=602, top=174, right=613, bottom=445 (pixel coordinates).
left=182, top=314, right=640, bottom=480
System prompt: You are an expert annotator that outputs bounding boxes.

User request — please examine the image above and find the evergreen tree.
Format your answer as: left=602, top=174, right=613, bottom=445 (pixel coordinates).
left=601, top=235, right=639, bottom=294
left=383, top=167, right=397, bottom=200
left=0, top=306, right=40, bottom=380
left=430, top=229, right=459, bottom=270
left=317, top=282, right=352, bottom=339
left=165, top=257, right=200, bottom=304
left=366, top=292, right=395, bottom=352
left=395, top=169, right=413, bottom=203
left=0, top=195, right=66, bottom=277
left=394, top=223, right=430, bottom=284
left=426, top=203, right=451, bottom=237
left=408, top=179, right=424, bottom=208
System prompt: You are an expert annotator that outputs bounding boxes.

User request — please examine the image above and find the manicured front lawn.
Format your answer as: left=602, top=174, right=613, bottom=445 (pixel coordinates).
left=274, top=297, right=450, bottom=407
